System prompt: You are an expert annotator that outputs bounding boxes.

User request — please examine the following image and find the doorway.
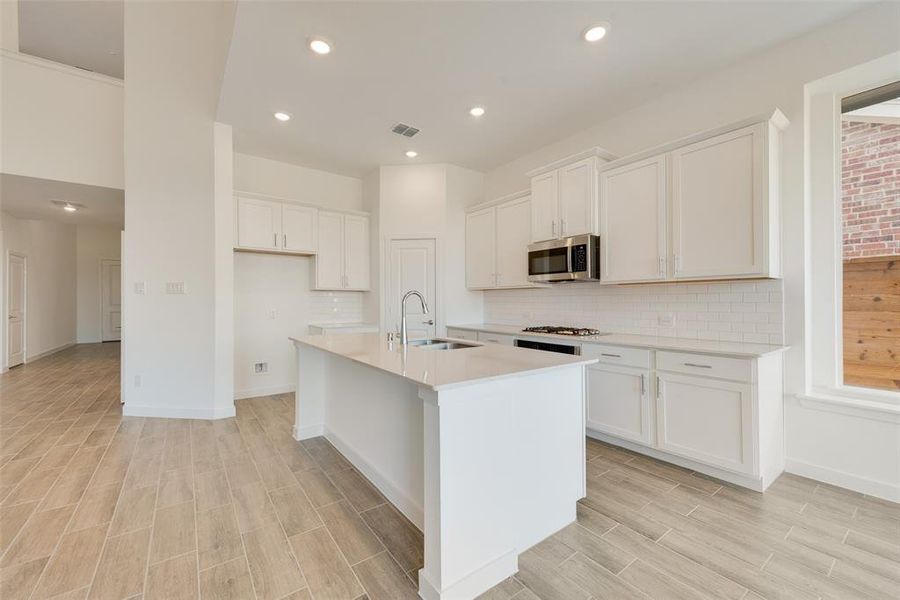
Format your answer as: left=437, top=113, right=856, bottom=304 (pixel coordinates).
left=7, top=252, right=26, bottom=368
left=100, top=259, right=122, bottom=342
left=386, top=238, right=437, bottom=339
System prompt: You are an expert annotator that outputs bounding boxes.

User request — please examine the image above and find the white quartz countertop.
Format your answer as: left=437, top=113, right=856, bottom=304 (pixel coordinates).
left=290, top=333, right=597, bottom=391
left=448, top=324, right=789, bottom=358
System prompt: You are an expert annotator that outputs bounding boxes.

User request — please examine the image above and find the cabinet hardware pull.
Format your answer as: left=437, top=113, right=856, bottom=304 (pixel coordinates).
left=551, top=221, right=557, bottom=237
left=640, top=374, right=645, bottom=396
left=601, top=353, right=621, bottom=358
left=274, top=233, right=277, bottom=247
left=656, top=375, right=661, bottom=399
left=283, top=234, right=287, bottom=247
left=684, top=362, right=713, bottom=369
left=424, top=319, right=434, bottom=325
left=658, top=256, right=665, bottom=277
left=561, top=219, right=566, bottom=236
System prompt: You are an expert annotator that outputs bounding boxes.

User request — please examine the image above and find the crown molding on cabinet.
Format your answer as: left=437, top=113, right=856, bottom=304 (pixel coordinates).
left=233, top=190, right=369, bottom=217
left=525, top=146, right=618, bottom=178
left=467, top=189, right=530, bottom=213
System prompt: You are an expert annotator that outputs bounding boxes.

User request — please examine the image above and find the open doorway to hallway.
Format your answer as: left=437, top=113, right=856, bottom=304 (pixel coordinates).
left=6, top=252, right=26, bottom=368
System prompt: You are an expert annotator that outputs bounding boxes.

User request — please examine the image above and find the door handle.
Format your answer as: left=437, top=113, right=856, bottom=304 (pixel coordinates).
left=423, top=319, right=434, bottom=325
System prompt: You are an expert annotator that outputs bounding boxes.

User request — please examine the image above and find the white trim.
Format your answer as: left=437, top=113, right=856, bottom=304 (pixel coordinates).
left=1, top=49, right=123, bottom=87
left=468, top=189, right=530, bottom=212
left=525, top=146, right=618, bottom=177
left=99, top=258, right=121, bottom=343
left=786, top=457, right=900, bottom=503
left=123, top=403, right=236, bottom=420
left=26, top=342, right=75, bottom=363
left=6, top=251, right=26, bottom=369
left=292, top=423, right=325, bottom=440
left=234, top=383, right=295, bottom=400
left=417, top=550, right=518, bottom=600
left=233, top=190, right=369, bottom=217
left=796, top=393, right=900, bottom=423
left=325, top=428, right=425, bottom=530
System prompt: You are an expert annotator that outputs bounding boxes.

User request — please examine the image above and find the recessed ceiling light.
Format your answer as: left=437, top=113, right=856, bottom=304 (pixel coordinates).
left=274, top=112, right=292, bottom=122
left=583, top=23, right=610, bottom=42
left=405, top=150, right=418, bottom=158
left=469, top=106, right=485, bottom=117
left=63, top=203, right=78, bottom=212
left=309, top=38, right=332, bottom=55
left=51, top=200, right=84, bottom=212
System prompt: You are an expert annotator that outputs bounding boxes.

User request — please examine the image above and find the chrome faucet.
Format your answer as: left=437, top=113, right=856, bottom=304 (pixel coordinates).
left=400, top=290, right=429, bottom=345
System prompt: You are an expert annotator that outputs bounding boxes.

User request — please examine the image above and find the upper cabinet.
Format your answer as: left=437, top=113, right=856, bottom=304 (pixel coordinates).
left=236, top=194, right=317, bottom=254
left=527, top=148, right=616, bottom=243
left=314, top=211, right=370, bottom=291
left=599, top=110, right=787, bottom=283
left=466, top=193, right=540, bottom=290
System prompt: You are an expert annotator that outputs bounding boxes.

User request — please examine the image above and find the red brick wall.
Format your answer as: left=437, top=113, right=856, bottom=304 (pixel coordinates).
left=842, top=120, right=900, bottom=260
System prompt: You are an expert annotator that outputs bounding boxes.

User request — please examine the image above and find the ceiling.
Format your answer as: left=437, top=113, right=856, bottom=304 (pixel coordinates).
left=218, top=1, right=868, bottom=177
left=1, top=174, right=124, bottom=226
left=18, top=0, right=123, bottom=79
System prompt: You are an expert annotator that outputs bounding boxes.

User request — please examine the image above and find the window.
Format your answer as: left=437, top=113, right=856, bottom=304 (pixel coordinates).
left=840, top=83, right=900, bottom=392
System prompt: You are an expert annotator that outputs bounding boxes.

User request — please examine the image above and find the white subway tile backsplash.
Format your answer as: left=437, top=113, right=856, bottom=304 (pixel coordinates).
left=483, top=279, right=785, bottom=344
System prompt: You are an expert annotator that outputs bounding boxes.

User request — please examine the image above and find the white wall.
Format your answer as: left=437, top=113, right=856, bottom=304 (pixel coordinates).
left=233, top=153, right=368, bottom=398
left=2, top=212, right=77, bottom=360
left=0, top=51, right=123, bottom=189
left=75, top=224, right=122, bottom=343
left=483, top=2, right=900, bottom=499
left=122, top=1, right=235, bottom=419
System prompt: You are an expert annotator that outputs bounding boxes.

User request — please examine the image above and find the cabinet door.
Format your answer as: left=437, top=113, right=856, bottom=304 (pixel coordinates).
left=315, top=211, right=345, bottom=290
left=495, top=196, right=531, bottom=287
left=236, top=196, right=281, bottom=250
left=466, top=207, right=496, bottom=289
left=282, top=204, right=318, bottom=253
left=530, top=171, right=559, bottom=242
left=559, top=157, right=597, bottom=237
left=600, top=155, right=667, bottom=282
left=671, top=123, right=766, bottom=279
left=587, top=365, right=653, bottom=445
left=344, top=215, right=370, bottom=290
left=656, top=372, right=754, bottom=475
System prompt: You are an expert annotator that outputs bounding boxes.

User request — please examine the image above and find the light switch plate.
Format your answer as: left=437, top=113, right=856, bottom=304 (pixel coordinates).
left=134, top=282, right=147, bottom=295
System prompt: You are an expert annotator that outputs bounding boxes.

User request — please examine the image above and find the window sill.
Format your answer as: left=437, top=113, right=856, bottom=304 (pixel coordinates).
left=796, top=389, right=900, bottom=424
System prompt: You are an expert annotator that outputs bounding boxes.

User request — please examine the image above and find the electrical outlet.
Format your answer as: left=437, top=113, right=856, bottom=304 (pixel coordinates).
left=253, top=362, right=268, bottom=375
left=166, top=281, right=186, bottom=295
left=134, top=281, right=147, bottom=295
left=268, top=309, right=277, bottom=320
left=658, top=313, right=676, bottom=328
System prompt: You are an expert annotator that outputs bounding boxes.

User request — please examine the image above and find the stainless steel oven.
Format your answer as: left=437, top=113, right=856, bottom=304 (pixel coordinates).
left=527, top=234, right=600, bottom=282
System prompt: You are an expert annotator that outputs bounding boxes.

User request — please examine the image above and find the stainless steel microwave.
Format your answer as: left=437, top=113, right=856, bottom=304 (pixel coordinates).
left=527, top=234, right=600, bottom=282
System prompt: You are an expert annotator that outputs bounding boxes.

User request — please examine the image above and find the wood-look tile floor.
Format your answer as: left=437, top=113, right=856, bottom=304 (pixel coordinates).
left=1, top=344, right=898, bottom=600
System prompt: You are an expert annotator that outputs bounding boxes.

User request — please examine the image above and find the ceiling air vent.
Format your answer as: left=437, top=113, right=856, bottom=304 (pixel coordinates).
left=391, top=122, right=420, bottom=137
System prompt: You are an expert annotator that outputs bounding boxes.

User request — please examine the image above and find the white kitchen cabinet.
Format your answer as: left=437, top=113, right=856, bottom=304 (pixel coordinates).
left=599, top=155, right=667, bottom=282
left=282, top=204, right=318, bottom=253
left=671, top=122, right=771, bottom=279
left=587, top=364, right=653, bottom=446
left=314, top=211, right=370, bottom=291
left=236, top=196, right=281, bottom=250
left=445, top=328, right=478, bottom=341
left=656, top=371, right=754, bottom=475
left=530, top=171, right=559, bottom=242
left=476, top=331, right=515, bottom=345
left=465, top=207, right=496, bottom=289
left=559, top=157, right=597, bottom=238
left=465, top=194, right=538, bottom=290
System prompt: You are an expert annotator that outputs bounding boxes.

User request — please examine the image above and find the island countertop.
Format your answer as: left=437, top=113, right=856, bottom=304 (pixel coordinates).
left=290, top=332, right=597, bottom=391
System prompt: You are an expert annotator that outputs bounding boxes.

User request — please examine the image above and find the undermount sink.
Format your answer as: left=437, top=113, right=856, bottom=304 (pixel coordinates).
left=405, top=338, right=481, bottom=350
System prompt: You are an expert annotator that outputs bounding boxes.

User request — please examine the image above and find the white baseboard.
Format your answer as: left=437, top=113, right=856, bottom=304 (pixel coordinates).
left=785, top=458, right=900, bottom=503
left=26, top=342, right=76, bottom=363
left=234, top=384, right=295, bottom=400
left=325, top=428, right=425, bottom=531
left=293, top=424, right=324, bottom=440
left=123, top=403, right=236, bottom=420
left=417, top=551, right=518, bottom=600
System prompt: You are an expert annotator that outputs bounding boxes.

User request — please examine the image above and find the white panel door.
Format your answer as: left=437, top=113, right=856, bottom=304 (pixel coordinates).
left=465, top=207, right=496, bottom=289
left=387, top=238, right=436, bottom=339
left=282, top=204, right=318, bottom=253
left=600, top=155, right=667, bottom=282
left=7, top=253, right=25, bottom=367
left=559, top=157, right=596, bottom=237
left=671, top=123, right=766, bottom=279
left=315, top=211, right=345, bottom=290
left=656, top=372, right=754, bottom=475
left=236, top=196, right=281, bottom=250
left=344, top=215, right=370, bottom=290
left=101, top=259, right=122, bottom=342
left=530, top=171, right=559, bottom=242
left=495, top=196, right=531, bottom=288
left=587, top=364, right=652, bottom=445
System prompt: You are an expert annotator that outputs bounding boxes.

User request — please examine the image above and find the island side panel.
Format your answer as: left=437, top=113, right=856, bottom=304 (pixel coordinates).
left=293, top=342, right=327, bottom=440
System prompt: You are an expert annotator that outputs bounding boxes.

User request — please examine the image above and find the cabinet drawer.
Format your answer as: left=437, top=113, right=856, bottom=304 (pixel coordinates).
left=582, top=344, right=651, bottom=369
left=446, top=328, right=478, bottom=341
left=656, top=351, right=751, bottom=382
left=477, top=332, right=515, bottom=345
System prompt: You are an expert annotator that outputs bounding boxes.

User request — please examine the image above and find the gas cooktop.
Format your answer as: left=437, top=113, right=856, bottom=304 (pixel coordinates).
left=522, top=326, right=605, bottom=337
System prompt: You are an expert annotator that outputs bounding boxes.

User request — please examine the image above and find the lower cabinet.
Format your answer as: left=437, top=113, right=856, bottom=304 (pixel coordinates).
left=655, top=372, right=753, bottom=475
left=476, top=332, right=515, bottom=345
left=446, top=328, right=478, bottom=341
left=586, top=364, right=653, bottom=445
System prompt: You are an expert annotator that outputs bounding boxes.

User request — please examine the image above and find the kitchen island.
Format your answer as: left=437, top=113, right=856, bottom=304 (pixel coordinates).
left=290, top=333, right=596, bottom=599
